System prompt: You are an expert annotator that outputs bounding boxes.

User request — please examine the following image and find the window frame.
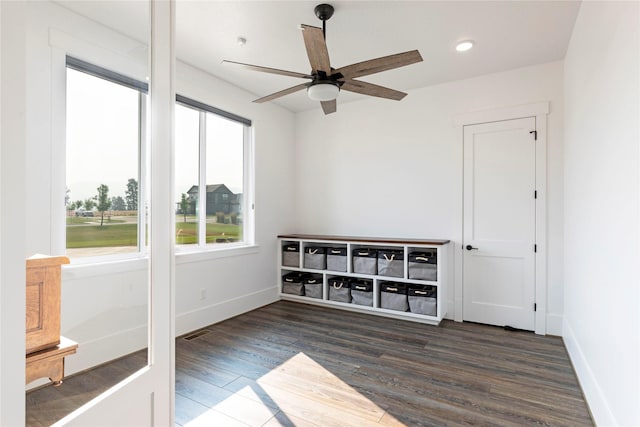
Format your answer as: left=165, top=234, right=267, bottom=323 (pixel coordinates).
left=64, top=56, right=149, bottom=263
left=62, top=57, right=255, bottom=264
left=175, top=96, right=255, bottom=253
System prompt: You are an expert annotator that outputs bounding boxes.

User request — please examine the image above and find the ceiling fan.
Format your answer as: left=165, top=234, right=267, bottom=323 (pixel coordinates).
left=223, top=3, right=423, bottom=115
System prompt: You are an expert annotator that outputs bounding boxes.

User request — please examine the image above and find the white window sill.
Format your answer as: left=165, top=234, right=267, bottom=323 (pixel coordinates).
left=62, top=244, right=260, bottom=279
left=63, top=255, right=148, bottom=280
left=176, top=244, right=260, bottom=265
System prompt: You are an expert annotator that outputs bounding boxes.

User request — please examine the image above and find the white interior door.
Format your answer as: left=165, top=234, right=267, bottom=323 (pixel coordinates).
left=463, top=117, right=536, bottom=331
left=53, top=2, right=175, bottom=425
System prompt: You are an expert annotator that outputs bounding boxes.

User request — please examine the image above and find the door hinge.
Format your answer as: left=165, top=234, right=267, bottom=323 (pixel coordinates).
left=534, top=190, right=537, bottom=199
left=534, top=244, right=537, bottom=252
left=529, top=130, right=537, bottom=140
left=534, top=303, right=537, bottom=312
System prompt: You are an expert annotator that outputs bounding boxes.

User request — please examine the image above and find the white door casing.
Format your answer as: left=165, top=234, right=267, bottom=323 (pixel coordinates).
left=463, top=117, right=536, bottom=331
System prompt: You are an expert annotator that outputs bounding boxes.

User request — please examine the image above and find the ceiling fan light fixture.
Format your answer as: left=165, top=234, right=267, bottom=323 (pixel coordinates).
left=307, top=82, right=340, bottom=101
left=455, top=40, right=474, bottom=52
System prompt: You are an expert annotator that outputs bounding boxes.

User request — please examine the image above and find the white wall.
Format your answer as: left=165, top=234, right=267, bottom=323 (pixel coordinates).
left=294, top=61, right=565, bottom=332
left=24, top=1, right=296, bottom=384
left=563, top=2, right=640, bottom=426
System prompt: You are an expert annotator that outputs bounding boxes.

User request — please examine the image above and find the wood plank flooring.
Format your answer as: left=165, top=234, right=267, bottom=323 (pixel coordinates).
left=27, top=301, right=593, bottom=426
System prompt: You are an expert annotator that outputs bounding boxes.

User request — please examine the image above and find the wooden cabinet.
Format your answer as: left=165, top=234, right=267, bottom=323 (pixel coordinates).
left=278, top=234, right=450, bottom=325
left=26, top=254, right=76, bottom=386
left=26, top=255, right=69, bottom=354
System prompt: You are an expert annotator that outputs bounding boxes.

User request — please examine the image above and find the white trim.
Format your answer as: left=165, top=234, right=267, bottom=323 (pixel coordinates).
left=62, top=257, right=147, bottom=279
left=0, top=2, right=28, bottom=424
left=546, top=313, right=563, bottom=336
left=197, top=110, right=206, bottom=246
left=453, top=102, right=549, bottom=126
left=176, top=243, right=259, bottom=264
left=147, top=1, right=176, bottom=423
left=564, top=320, right=614, bottom=425
left=176, top=287, right=278, bottom=336
left=51, top=47, right=67, bottom=255
left=454, top=102, right=549, bottom=335
left=534, top=113, right=548, bottom=335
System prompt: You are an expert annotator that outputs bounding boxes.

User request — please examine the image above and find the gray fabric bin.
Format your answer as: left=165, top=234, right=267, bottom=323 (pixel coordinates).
left=326, top=247, right=347, bottom=272
left=380, top=282, right=408, bottom=311
left=328, top=277, right=351, bottom=303
left=352, top=248, right=378, bottom=275
left=282, top=272, right=307, bottom=296
left=377, top=250, right=404, bottom=278
left=408, top=285, right=437, bottom=316
left=282, top=243, right=300, bottom=267
left=351, top=279, right=373, bottom=307
left=304, top=246, right=327, bottom=270
left=408, top=250, right=437, bottom=281
left=303, top=274, right=323, bottom=299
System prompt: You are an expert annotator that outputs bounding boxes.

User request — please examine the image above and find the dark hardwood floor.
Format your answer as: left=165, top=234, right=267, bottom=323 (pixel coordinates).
left=27, top=301, right=593, bottom=426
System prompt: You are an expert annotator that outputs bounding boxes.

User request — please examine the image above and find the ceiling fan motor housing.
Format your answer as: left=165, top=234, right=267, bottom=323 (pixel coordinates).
left=314, top=4, right=334, bottom=21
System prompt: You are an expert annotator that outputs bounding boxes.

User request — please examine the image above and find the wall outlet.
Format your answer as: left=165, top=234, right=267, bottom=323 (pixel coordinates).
left=200, top=289, right=206, bottom=300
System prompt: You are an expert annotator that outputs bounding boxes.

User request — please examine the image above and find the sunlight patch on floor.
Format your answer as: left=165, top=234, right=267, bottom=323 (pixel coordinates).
left=186, top=352, right=405, bottom=426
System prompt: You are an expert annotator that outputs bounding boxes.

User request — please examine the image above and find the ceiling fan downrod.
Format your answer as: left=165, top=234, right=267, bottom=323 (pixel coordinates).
left=314, top=3, right=334, bottom=40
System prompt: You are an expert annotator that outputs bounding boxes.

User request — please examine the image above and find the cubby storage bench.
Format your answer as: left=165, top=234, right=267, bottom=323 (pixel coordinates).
left=278, top=234, right=450, bottom=325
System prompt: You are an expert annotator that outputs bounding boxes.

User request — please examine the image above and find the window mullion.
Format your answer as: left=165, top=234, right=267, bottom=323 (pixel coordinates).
left=138, top=93, right=148, bottom=253
left=244, top=125, right=254, bottom=245
left=198, top=111, right=207, bottom=247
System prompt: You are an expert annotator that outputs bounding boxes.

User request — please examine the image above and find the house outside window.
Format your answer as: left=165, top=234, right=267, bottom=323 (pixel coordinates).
left=175, top=96, right=254, bottom=249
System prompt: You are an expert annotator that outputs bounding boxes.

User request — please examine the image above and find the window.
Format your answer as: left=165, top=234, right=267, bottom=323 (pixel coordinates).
left=175, top=96, right=253, bottom=250
left=65, top=58, right=252, bottom=258
left=65, top=57, right=147, bottom=258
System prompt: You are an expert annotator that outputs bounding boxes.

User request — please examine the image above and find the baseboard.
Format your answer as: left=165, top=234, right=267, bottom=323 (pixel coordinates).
left=563, top=319, right=615, bottom=426
left=176, top=286, right=280, bottom=336
left=546, top=313, right=563, bottom=336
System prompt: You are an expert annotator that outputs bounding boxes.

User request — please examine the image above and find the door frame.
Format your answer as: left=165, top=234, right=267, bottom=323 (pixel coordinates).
left=453, top=102, right=548, bottom=335
left=0, top=1, right=175, bottom=424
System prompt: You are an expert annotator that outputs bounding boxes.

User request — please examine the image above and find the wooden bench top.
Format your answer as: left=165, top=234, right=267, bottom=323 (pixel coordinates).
left=278, top=234, right=450, bottom=245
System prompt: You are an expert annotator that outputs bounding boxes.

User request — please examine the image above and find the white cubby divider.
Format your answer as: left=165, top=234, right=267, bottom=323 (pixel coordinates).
left=278, top=234, right=450, bottom=325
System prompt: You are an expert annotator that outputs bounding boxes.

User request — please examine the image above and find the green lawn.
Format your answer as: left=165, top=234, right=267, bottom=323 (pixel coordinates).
left=175, top=221, right=241, bottom=244
left=66, top=220, right=241, bottom=248
left=66, top=217, right=125, bottom=225
left=66, top=223, right=138, bottom=248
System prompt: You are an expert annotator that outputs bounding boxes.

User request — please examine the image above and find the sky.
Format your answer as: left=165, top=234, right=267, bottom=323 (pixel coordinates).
left=66, top=68, right=244, bottom=208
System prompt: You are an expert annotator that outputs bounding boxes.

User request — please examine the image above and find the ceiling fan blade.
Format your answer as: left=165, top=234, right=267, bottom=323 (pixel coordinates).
left=334, top=50, right=423, bottom=80
left=222, top=60, right=313, bottom=79
left=321, top=100, right=337, bottom=115
left=253, top=83, right=308, bottom=103
left=341, top=80, right=407, bottom=101
left=301, top=24, right=331, bottom=74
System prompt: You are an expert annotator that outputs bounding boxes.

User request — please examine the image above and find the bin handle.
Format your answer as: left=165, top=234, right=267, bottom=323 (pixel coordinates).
left=331, top=249, right=341, bottom=254
left=387, top=287, right=398, bottom=291
left=383, top=253, right=395, bottom=261
left=333, top=283, right=343, bottom=289
left=308, top=249, right=318, bottom=255
left=414, top=290, right=428, bottom=295
left=415, top=256, right=429, bottom=262
left=308, top=279, right=317, bottom=284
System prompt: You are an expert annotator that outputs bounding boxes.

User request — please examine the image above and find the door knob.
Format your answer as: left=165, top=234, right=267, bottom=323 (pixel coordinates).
left=465, top=245, right=478, bottom=251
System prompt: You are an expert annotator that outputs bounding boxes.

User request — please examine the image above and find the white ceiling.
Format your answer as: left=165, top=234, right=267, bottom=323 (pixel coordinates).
left=56, top=1, right=581, bottom=113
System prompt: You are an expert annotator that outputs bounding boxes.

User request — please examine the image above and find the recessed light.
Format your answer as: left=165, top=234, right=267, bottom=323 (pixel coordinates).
left=455, top=40, right=474, bottom=52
